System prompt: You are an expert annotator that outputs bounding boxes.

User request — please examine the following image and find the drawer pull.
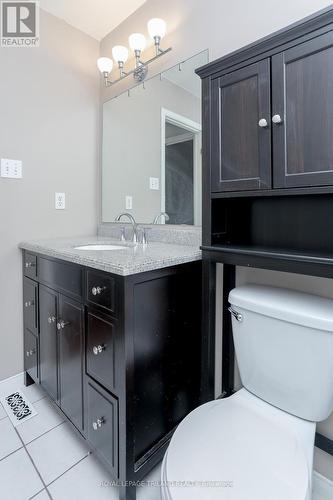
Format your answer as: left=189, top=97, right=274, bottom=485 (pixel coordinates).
left=26, top=349, right=36, bottom=357
left=47, top=315, right=56, bottom=324
left=93, top=344, right=105, bottom=355
left=25, top=300, right=35, bottom=308
left=91, top=286, right=106, bottom=296
left=92, top=417, right=104, bottom=430
left=25, top=262, right=36, bottom=268
left=57, top=320, right=70, bottom=330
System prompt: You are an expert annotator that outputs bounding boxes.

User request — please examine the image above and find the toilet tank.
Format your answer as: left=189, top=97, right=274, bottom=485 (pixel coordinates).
left=229, top=285, right=333, bottom=422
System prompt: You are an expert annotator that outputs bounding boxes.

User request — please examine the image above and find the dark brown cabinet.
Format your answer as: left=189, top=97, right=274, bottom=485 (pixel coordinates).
left=272, top=31, right=333, bottom=188
left=203, top=25, right=333, bottom=194
left=58, top=295, right=83, bottom=431
left=211, top=59, right=271, bottom=192
left=86, top=310, right=118, bottom=395
left=86, top=378, right=118, bottom=476
left=22, top=251, right=202, bottom=500
left=39, top=285, right=58, bottom=402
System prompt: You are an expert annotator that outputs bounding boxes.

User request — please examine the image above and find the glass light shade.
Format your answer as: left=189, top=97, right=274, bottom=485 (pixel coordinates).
left=129, top=33, right=146, bottom=52
left=147, top=18, right=167, bottom=39
left=97, top=57, right=113, bottom=73
left=112, top=45, right=129, bottom=63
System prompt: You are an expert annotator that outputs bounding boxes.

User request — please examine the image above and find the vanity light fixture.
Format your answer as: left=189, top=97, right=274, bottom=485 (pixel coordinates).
left=97, top=18, right=171, bottom=87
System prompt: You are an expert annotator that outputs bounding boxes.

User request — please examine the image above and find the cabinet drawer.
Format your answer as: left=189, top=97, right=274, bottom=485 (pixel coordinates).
left=23, top=252, right=37, bottom=279
left=86, top=270, right=116, bottom=315
left=39, top=257, right=83, bottom=300
left=86, top=378, right=118, bottom=476
left=24, top=329, right=38, bottom=381
left=23, top=278, right=38, bottom=335
left=86, top=311, right=118, bottom=394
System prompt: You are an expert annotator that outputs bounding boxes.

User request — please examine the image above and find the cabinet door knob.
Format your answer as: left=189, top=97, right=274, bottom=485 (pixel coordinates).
left=57, top=320, right=70, bottom=330
left=92, top=417, right=104, bottom=430
left=25, top=300, right=34, bottom=308
left=93, top=344, right=105, bottom=355
left=258, top=118, right=268, bottom=128
left=91, top=286, right=106, bottom=296
left=48, top=315, right=56, bottom=324
left=272, top=114, right=283, bottom=124
left=25, top=262, right=35, bottom=268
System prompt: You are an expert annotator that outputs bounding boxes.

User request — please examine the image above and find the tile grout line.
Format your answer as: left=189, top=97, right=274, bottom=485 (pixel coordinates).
left=45, top=453, right=91, bottom=488
left=14, top=426, right=54, bottom=500
left=22, top=419, right=66, bottom=447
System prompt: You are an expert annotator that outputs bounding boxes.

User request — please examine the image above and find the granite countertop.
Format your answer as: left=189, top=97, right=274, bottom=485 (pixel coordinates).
left=19, top=236, right=202, bottom=276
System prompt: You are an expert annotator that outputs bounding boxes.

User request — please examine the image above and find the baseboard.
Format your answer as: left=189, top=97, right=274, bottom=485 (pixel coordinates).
left=313, top=471, right=333, bottom=498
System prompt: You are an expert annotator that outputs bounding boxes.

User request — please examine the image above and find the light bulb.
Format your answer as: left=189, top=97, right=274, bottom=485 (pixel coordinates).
left=112, top=45, right=129, bottom=63
left=147, top=18, right=167, bottom=40
left=129, top=33, right=146, bottom=52
left=97, top=57, right=113, bottom=74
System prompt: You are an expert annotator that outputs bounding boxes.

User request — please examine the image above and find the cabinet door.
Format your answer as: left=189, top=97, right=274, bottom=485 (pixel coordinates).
left=211, top=59, right=271, bottom=192
left=39, top=286, right=58, bottom=402
left=86, top=310, right=119, bottom=395
left=24, top=329, right=38, bottom=382
left=58, top=295, right=83, bottom=431
left=272, top=32, right=333, bottom=188
left=86, top=378, right=118, bottom=476
left=23, top=278, right=38, bottom=336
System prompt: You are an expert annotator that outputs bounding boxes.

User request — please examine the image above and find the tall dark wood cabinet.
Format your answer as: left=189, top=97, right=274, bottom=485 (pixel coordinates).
left=201, top=9, right=333, bottom=196
left=196, top=6, right=333, bottom=461
left=22, top=251, right=202, bottom=500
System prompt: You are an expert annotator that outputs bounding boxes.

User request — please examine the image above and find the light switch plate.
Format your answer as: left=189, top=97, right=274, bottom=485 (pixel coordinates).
left=55, top=192, right=66, bottom=210
left=125, top=195, right=133, bottom=210
left=1, top=158, right=23, bottom=178
left=149, top=177, right=160, bottom=190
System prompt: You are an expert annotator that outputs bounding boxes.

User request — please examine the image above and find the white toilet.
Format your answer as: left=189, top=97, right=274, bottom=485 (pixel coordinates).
left=161, top=285, right=333, bottom=500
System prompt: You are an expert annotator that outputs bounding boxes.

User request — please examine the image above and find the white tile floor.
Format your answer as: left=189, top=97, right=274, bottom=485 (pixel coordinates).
left=0, top=373, right=331, bottom=500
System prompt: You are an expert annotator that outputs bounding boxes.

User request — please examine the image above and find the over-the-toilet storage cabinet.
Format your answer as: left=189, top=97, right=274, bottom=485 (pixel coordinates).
left=210, top=30, right=333, bottom=193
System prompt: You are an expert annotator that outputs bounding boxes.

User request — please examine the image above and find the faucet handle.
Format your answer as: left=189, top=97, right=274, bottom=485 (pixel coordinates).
left=139, top=227, right=150, bottom=245
left=120, top=227, right=126, bottom=242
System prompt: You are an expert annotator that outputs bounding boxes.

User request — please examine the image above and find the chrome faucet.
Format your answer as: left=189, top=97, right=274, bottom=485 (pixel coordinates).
left=115, top=213, right=138, bottom=243
left=153, top=212, right=170, bottom=224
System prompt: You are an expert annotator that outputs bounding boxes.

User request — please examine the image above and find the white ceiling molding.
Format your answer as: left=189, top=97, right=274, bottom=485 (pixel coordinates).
left=40, top=0, right=147, bottom=41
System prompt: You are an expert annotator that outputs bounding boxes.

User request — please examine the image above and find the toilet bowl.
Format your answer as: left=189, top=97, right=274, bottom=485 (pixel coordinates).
left=161, top=389, right=314, bottom=500
left=161, top=285, right=333, bottom=500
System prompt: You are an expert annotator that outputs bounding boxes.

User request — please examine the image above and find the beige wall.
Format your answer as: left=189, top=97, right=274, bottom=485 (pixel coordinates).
left=99, top=0, right=333, bottom=479
left=0, top=10, right=100, bottom=380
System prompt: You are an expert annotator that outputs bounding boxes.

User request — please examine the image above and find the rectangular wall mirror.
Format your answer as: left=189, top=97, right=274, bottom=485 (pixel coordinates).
left=102, top=49, right=209, bottom=226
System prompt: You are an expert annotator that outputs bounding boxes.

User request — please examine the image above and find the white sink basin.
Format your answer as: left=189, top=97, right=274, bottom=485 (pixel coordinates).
left=74, top=244, right=128, bottom=251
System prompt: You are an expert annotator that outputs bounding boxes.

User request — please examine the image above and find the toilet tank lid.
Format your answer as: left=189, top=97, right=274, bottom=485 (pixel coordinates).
left=229, top=285, right=333, bottom=332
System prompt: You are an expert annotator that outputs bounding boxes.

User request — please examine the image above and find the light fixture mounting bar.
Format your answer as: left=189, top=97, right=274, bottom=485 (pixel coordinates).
left=103, top=46, right=172, bottom=87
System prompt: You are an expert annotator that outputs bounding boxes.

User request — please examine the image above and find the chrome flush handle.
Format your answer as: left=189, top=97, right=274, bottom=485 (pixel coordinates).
left=56, top=320, right=70, bottom=330
left=272, top=114, right=283, bottom=124
left=228, top=307, right=243, bottom=322
left=91, top=286, right=106, bottom=296
left=93, top=344, right=105, bottom=355
left=258, top=118, right=268, bottom=128
left=92, top=417, right=104, bottom=430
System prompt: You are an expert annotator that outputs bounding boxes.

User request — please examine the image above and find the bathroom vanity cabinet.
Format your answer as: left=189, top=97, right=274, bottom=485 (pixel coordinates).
left=22, top=251, right=202, bottom=499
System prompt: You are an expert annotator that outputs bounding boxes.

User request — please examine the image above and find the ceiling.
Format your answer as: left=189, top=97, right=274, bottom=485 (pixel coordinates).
left=40, top=0, right=147, bottom=41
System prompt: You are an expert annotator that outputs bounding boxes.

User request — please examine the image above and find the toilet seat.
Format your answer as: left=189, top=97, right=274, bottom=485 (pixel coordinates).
left=161, top=389, right=312, bottom=500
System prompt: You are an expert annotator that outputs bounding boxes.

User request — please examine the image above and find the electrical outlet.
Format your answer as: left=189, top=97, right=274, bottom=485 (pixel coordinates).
left=55, top=192, right=66, bottom=210
left=126, top=196, right=133, bottom=210
left=1, top=158, right=22, bottom=178
left=149, top=177, right=159, bottom=190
